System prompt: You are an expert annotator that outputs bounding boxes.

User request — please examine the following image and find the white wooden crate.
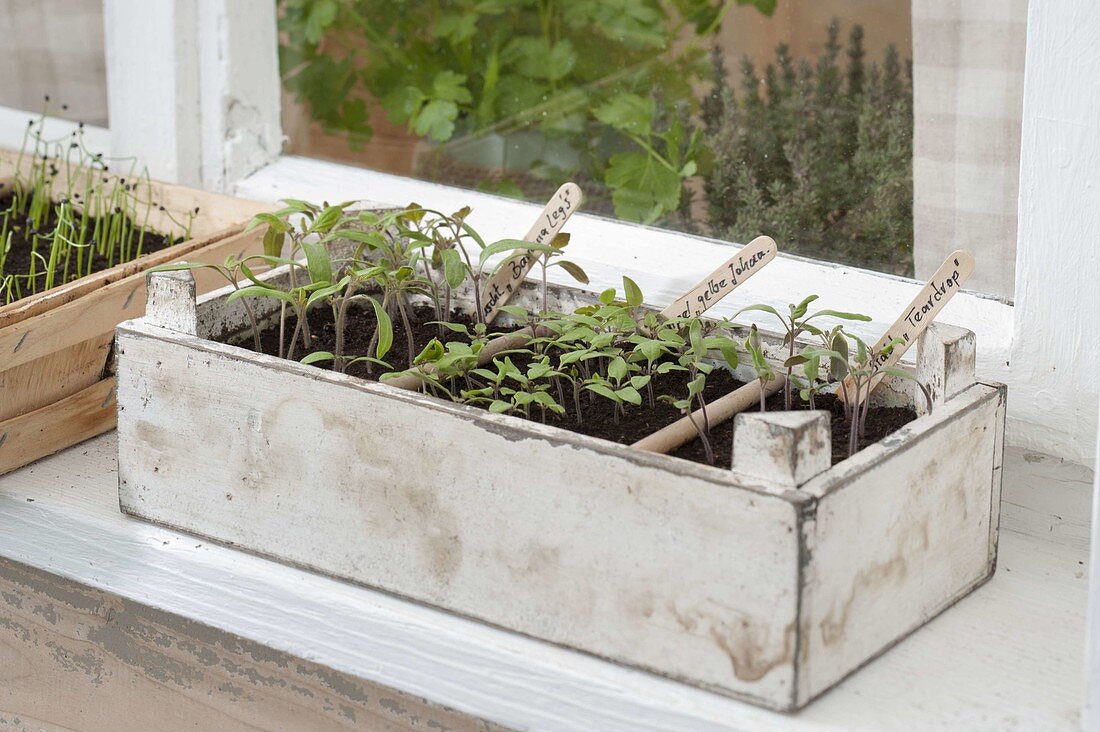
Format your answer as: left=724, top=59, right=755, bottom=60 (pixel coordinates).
left=114, top=268, right=1006, bottom=711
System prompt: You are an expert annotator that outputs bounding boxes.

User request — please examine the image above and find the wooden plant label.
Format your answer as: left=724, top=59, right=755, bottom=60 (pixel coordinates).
left=658, top=236, right=777, bottom=320
left=841, top=249, right=976, bottom=406
left=482, top=182, right=582, bottom=324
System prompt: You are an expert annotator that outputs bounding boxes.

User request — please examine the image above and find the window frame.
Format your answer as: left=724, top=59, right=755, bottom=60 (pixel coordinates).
left=3, top=1, right=1077, bottom=462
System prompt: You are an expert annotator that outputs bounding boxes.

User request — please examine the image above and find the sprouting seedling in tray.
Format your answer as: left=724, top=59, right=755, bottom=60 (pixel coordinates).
left=1, top=106, right=196, bottom=305
left=744, top=324, right=775, bottom=413
left=800, top=330, right=933, bottom=457
left=735, top=295, right=871, bottom=411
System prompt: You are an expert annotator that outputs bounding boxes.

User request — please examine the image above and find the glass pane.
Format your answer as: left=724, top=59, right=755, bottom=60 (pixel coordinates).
left=0, top=0, right=108, bottom=126
left=281, top=1, right=914, bottom=276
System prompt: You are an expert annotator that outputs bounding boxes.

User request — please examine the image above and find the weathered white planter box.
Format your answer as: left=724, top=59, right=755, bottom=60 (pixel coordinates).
left=115, top=267, right=1006, bottom=712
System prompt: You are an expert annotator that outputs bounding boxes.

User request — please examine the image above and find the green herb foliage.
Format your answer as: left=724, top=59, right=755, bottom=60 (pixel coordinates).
left=279, top=0, right=774, bottom=224
left=701, top=20, right=913, bottom=274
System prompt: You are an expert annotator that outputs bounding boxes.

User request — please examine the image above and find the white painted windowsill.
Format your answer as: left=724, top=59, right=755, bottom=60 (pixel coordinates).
left=0, top=436, right=1088, bottom=731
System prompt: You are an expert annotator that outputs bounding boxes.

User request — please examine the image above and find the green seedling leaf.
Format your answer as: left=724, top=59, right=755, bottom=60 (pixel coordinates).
left=735, top=303, right=783, bottom=321
left=306, top=278, right=349, bottom=307
left=552, top=259, right=589, bottom=284
left=441, top=248, right=465, bottom=289
left=803, top=352, right=820, bottom=382
left=368, top=297, right=393, bottom=360
left=616, top=386, right=642, bottom=405
left=478, top=238, right=551, bottom=267
left=263, top=227, right=286, bottom=258
left=310, top=204, right=349, bottom=234
left=704, top=335, right=740, bottom=370
left=585, top=383, right=620, bottom=403
left=346, top=355, right=393, bottom=370
left=301, top=240, right=333, bottom=284
left=608, top=356, right=629, bottom=381
left=414, top=338, right=445, bottom=364
left=622, top=276, right=644, bottom=308
left=790, top=294, right=820, bottom=320
left=300, top=351, right=335, bottom=365
left=239, top=262, right=275, bottom=289
left=326, top=228, right=385, bottom=248
left=803, top=309, right=873, bottom=323
left=531, top=390, right=565, bottom=414
left=275, top=199, right=318, bottom=215
left=657, top=328, right=686, bottom=346
left=830, top=331, right=849, bottom=380
left=558, top=349, right=589, bottom=366
left=498, top=305, right=529, bottom=319
left=688, top=318, right=705, bottom=358
left=227, top=285, right=297, bottom=306
left=245, top=212, right=291, bottom=234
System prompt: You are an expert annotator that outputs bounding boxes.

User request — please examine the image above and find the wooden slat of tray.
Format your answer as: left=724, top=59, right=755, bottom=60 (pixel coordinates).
left=0, top=226, right=264, bottom=372
left=0, top=223, right=249, bottom=329
left=0, top=377, right=116, bottom=475
left=0, top=332, right=112, bottom=422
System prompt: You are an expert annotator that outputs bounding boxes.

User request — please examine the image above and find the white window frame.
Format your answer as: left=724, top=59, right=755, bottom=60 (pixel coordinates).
left=0, top=0, right=1087, bottom=465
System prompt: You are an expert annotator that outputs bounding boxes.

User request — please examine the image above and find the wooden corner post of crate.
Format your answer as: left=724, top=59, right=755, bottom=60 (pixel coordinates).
left=146, top=271, right=198, bottom=336
left=731, top=410, right=831, bottom=489
left=915, top=321, right=977, bottom=417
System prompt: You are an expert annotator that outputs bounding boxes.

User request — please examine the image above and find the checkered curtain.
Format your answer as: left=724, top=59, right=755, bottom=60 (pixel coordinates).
left=912, top=0, right=1028, bottom=299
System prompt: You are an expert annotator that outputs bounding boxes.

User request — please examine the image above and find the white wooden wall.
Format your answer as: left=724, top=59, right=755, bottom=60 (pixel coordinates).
left=1022, top=2, right=1100, bottom=724
left=103, top=0, right=281, bottom=190
left=1011, top=0, right=1100, bottom=467
left=0, top=0, right=108, bottom=126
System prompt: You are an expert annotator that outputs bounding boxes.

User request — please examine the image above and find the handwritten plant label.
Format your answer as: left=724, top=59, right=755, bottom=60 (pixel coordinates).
left=841, top=249, right=976, bottom=406
left=658, top=235, right=777, bottom=320
left=482, top=182, right=582, bottom=324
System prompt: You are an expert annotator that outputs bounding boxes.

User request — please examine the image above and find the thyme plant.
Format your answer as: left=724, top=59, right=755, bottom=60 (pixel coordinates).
left=702, top=20, right=913, bottom=273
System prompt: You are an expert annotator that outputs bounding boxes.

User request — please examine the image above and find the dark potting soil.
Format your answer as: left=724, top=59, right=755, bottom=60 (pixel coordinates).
left=669, top=390, right=916, bottom=467
left=0, top=192, right=178, bottom=299
left=251, top=303, right=916, bottom=468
